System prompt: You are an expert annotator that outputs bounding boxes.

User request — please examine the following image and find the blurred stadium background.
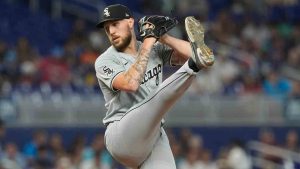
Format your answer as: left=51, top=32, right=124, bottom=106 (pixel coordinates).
left=1, top=0, right=300, bottom=168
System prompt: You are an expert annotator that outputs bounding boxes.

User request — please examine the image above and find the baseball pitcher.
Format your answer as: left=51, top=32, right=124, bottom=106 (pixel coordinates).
left=95, top=4, right=214, bottom=169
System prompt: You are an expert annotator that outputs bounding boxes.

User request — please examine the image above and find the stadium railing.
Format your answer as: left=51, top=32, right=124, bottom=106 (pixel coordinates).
left=248, top=140, right=300, bottom=169
left=1, top=93, right=299, bottom=127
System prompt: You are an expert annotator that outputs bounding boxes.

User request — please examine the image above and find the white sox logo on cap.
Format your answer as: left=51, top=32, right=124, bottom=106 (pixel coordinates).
left=97, top=4, right=132, bottom=28
left=104, top=8, right=110, bottom=17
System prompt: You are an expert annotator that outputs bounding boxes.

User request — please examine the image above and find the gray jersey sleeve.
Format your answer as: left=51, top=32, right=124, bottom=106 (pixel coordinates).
left=95, top=57, right=125, bottom=91
left=154, top=42, right=173, bottom=66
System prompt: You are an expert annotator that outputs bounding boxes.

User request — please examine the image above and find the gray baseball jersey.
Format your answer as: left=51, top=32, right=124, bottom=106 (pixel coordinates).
left=95, top=41, right=173, bottom=125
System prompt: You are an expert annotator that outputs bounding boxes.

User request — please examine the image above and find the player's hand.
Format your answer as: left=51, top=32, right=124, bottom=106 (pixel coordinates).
left=138, top=15, right=178, bottom=41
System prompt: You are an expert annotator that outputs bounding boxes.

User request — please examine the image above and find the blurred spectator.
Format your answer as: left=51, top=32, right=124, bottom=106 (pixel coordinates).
left=283, top=129, right=300, bottom=169
left=139, top=0, right=163, bottom=15
left=227, top=139, right=252, bottom=169
left=38, top=47, right=71, bottom=90
left=290, top=81, right=300, bottom=99
left=171, top=140, right=184, bottom=166
left=63, top=39, right=81, bottom=67
left=82, top=133, right=112, bottom=168
left=198, top=149, right=217, bottom=169
left=215, top=148, right=230, bottom=169
left=79, top=44, right=99, bottom=91
left=178, top=135, right=203, bottom=169
left=281, top=45, right=300, bottom=81
left=23, top=130, right=48, bottom=159
left=0, top=40, right=18, bottom=88
left=188, top=135, right=203, bottom=152
left=174, top=0, right=208, bottom=20
left=88, top=31, right=107, bottom=53
left=49, top=133, right=65, bottom=160
left=80, top=150, right=110, bottom=169
left=80, top=45, right=98, bottom=66
left=263, top=26, right=286, bottom=68
left=214, top=49, right=241, bottom=95
left=263, top=70, right=292, bottom=99
left=178, top=148, right=203, bottom=169
left=284, top=81, right=300, bottom=121
left=259, top=128, right=277, bottom=146
left=241, top=19, right=270, bottom=48
left=69, top=19, right=89, bottom=46
left=240, top=74, right=262, bottom=95
left=290, top=24, right=300, bottom=45
left=258, top=129, right=282, bottom=169
left=178, top=128, right=193, bottom=155
left=0, top=40, right=8, bottom=89
left=55, top=155, right=73, bottom=169
left=32, top=144, right=54, bottom=169
left=0, top=142, right=26, bottom=169
left=0, top=119, right=5, bottom=151
left=15, top=37, right=38, bottom=64
left=67, top=135, right=86, bottom=168
left=0, top=40, right=7, bottom=59
left=13, top=37, right=39, bottom=93
left=189, top=68, right=222, bottom=95
left=284, top=129, right=299, bottom=152
left=282, top=130, right=299, bottom=169
left=210, top=10, right=238, bottom=46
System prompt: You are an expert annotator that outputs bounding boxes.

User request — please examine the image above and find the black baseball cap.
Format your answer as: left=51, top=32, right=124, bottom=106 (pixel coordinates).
left=96, top=4, right=133, bottom=28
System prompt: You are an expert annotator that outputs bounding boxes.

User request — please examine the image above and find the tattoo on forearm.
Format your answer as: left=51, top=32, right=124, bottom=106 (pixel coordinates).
left=125, top=48, right=151, bottom=84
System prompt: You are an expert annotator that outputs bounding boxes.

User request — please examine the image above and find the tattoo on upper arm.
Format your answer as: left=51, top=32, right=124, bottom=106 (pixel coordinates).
left=124, top=48, right=151, bottom=84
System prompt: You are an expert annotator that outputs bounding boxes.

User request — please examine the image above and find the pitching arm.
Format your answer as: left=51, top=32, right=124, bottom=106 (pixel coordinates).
left=112, top=38, right=156, bottom=92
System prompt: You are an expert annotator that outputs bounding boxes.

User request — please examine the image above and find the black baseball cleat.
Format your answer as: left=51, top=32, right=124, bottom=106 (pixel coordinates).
left=185, top=16, right=214, bottom=68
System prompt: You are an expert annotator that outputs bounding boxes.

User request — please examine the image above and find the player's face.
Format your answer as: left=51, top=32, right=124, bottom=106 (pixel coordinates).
left=104, top=19, right=133, bottom=52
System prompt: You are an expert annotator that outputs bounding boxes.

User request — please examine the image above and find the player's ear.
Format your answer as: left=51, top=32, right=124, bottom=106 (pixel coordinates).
left=128, top=18, right=134, bottom=29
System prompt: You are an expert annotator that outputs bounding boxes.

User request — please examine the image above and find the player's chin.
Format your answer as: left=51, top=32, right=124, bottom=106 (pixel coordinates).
left=112, top=42, right=121, bottom=49
left=113, top=42, right=127, bottom=51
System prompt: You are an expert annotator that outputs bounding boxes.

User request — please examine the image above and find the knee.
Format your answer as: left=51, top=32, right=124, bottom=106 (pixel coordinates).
left=112, top=155, right=142, bottom=168
left=106, top=139, right=149, bottom=168
left=109, top=149, right=150, bottom=168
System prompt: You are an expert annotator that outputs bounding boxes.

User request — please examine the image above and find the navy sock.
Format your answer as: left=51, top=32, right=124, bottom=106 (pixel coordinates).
left=188, top=58, right=200, bottom=72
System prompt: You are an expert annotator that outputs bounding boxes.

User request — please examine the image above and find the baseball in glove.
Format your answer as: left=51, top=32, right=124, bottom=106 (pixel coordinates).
left=138, top=15, right=178, bottom=41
